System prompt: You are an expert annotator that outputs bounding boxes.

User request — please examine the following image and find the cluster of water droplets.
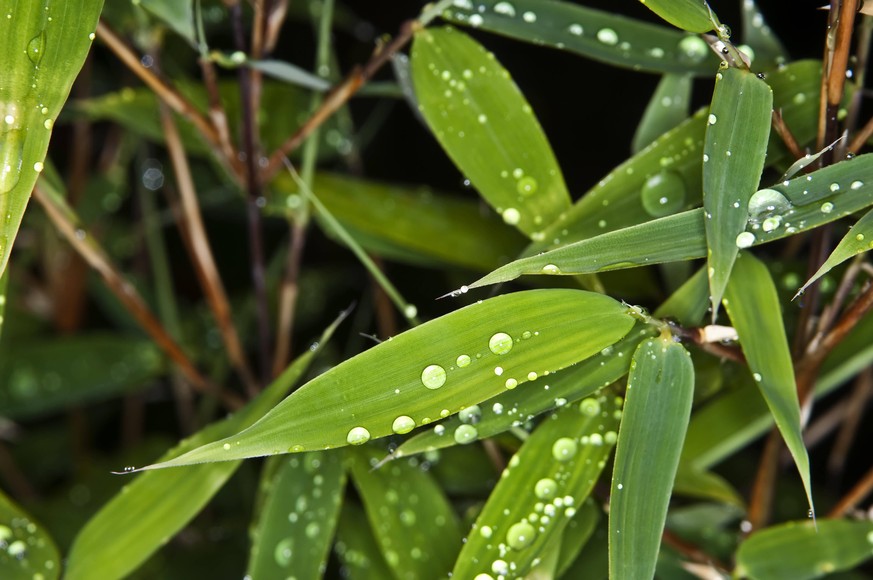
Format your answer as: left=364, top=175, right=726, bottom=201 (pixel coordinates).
left=0, top=516, right=54, bottom=577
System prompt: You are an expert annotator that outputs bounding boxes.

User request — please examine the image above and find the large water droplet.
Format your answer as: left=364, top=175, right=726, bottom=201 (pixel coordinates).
left=678, top=36, right=708, bottom=63
left=421, top=364, right=447, bottom=389
left=459, top=405, right=482, bottom=424
left=26, top=31, right=46, bottom=66
left=392, top=415, right=416, bottom=434
left=274, top=537, right=294, bottom=566
left=641, top=171, right=686, bottom=217
left=596, top=28, right=619, bottom=46
left=489, top=332, right=514, bottom=355
left=346, top=426, right=371, bottom=445
left=748, top=188, right=793, bottom=222
left=506, top=521, right=537, bottom=550
left=534, top=478, right=557, bottom=500
left=552, top=437, right=578, bottom=461
left=736, top=232, right=756, bottom=248
left=493, top=1, right=516, bottom=16
left=0, top=129, right=24, bottom=194
left=454, top=424, right=478, bottom=444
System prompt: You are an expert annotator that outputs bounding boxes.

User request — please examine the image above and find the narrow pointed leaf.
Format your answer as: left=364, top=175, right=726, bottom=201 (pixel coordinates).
left=736, top=520, right=873, bottom=580
left=394, top=325, right=651, bottom=458
left=411, top=26, right=571, bottom=237
left=442, top=0, right=720, bottom=75
left=0, top=267, right=8, bottom=342
left=796, top=207, right=873, bottom=296
left=723, top=253, right=813, bottom=514
left=0, top=489, right=60, bottom=580
left=454, top=392, right=621, bottom=579
left=137, top=290, right=636, bottom=470
left=334, top=503, right=394, bottom=580
left=703, top=67, right=772, bottom=317
left=638, top=0, right=719, bottom=34
left=135, top=0, right=195, bottom=45
left=609, top=336, right=694, bottom=580
left=247, top=451, right=346, bottom=578
left=653, top=267, right=709, bottom=326
left=555, top=498, right=602, bottom=577
left=632, top=73, right=693, bottom=154
left=741, top=0, right=788, bottom=70
left=673, top=466, right=743, bottom=506
left=246, top=59, right=332, bottom=92
left=65, top=326, right=333, bottom=580
left=350, top=447, right=462, bottom=579
left=0, top=0, right=103, bottom=277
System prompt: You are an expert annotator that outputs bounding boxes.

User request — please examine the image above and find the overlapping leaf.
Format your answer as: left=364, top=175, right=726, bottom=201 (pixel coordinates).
left=609, top=335, right=694, bottom=580
left=0, top=0, right=103, bottom=277
left=334, top=503, right=394, bottom=579
left=411, top=26, right=571, bottom=237
left=0, top=489, right=60, bottom=580
left=632, top=73, right=693, bottom=154
left=796, top=207, right=873, bottom=296
left=638, top=0, right=719, bottom=34
left=741, top=0, right=788, bottom=70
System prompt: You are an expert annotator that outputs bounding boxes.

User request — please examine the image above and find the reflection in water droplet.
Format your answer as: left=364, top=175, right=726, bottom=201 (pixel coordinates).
left=0, top=129, right=24, bottom=193
left=346, top=426, right=371, bottom=445
left=454, top=424, right=478, bottom=444
left=392, top=416, right=416, bottom=434
left=274, top=537, right=294, bottom=566
left=26, top=31, right=46, bottom=66
left=640, top=171, right=686, bottom=217
left=489, top=332, right=513, bottom=355
left=506, top=521, right=537, bottom=550
left=596, top=28, right=619, bottom=46
left=421, top=364, right=447, bottom=389
left=748, top=188, right=793, bottom=222
left=736, top=232, right=756, bottom=248
left=678, top=36, right=708, bottom=63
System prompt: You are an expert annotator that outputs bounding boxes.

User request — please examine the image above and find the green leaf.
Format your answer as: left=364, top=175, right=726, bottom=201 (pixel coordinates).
left=411, top=26, right=571, bottom=237
left=796, top=208, right=873, bottom=297
left=723, top=253, right=813, bottom=514
left=0, top=267, right=8, bottom=342
left=394, top=325, right=651, bottom=458
left=736, top=520, right=873, bottom=580
left=135, top=0, right=195, bottom=45
left=454, top=392, right=621, bottom=578
left=65, top=322, right=335, bottom=580
left=349, top=447, right=462, bottom=579
left=555, top=498, right=602, bottom=577
left=703, top=67, right=772, bottom=317
left=246, top=58, right=332, bottom=91
left=673, top=466, right=743, bottom=506
left=0, top=0, right=104, bottom=277
left=653, top=267, right=709, bottom=326
left=441, top=0, right=721, bottom=75
left=637, top=0, right=719, bottom=34
left=137, top=289, right=636, bottom=470
left=609, top=336, right=694, bottom=580
left=247, top=451, right=346, bottom=578
left=0, top=334, right=164, bottom=419
left=741, top=0, right=788, bottom=70
left=632, top=73, right=693, bottom=154
left=268, top=172, right=526, bottom=272
left=0, top=489, right=60, bottom=580
left=334, top=502, right=394, bottom=580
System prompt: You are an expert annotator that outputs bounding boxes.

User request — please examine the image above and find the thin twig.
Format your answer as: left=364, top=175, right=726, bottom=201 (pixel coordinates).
left=772, top=109, right=805, bottom=161
left=32, top=184, right=244, bottom=410
left=826, top=368, right=872, bottom=483
left=829, top=461, right=873, bottom=517
left=745, top=428, right=783, bottom=531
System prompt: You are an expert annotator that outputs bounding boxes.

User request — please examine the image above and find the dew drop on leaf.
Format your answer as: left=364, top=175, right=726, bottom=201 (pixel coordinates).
left=421, top=364, right=447, bottom=389
left=488, top=332, right=514, bottom=355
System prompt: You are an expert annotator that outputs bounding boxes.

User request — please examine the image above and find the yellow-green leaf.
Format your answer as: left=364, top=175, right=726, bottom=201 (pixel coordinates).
left=796, top=207, right=873, bottom=297
left=0, top=489, right=60, bottom=580
left=638, top=0, right=720, bottom=34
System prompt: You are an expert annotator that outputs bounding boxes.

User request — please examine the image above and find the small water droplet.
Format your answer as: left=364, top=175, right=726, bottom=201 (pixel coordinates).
left=596, top=28, right=618, bottom=46
left=541, top=264, right=560, bottom=274
left=493, top=1, right=516, bottom=17
left=753, top=372, right=762, bottom=382
left=820, top=202, right=834, bottom=214
left=516, top=175, right=538, bottom=195
left=736, top=232, right=756, bottom=248
left=469, top=14, right=484, bottom=27
left=459, top=405, right=482, bottom=424
left=851, top=180, right=864, bottom=189
left=421, top=364, right=447, bottom=389
left=504, top=377, right=518, bottom=389
left=678, top=35, right=709, bottom=63
left=579, top=397, right=601, bottom=417
left=568, top=23, right=583, bottom=36
left=552, top=437, right=578, bottom=461
left=489, top=332, right=513, bottom=355
left=522, top=11, right=536, bottom=22
left=708, top=114, right=717, bottom=125
left=506, top=521, right=537, bottom=550
left=0, top=129, right=24, bottom=193
left=346, top=426, right=371, bottom=445
left=274, top=537, right=294, bottom=566
left=456, top=354, right=471, bottom=367
left=748, top=188, right=793, bottom=222
left=404, top=304, right=418, bottom=319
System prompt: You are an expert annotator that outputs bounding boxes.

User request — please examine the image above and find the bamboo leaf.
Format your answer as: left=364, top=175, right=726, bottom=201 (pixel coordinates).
left=246, top=59, right=331, bottom=92
left=723, top=253, right=813, bottom=514
left=796, top=208, right=873, bottom=297
left=65, top=322, right=337, bottom=580
left=653, top=267, right=709, bottom=326
left=741, top=0, right=788, bottom=70
left=135, top=0, right=194, bottom=45
left=703, top=67, right=772, bottom=318
left=334, top=503, right=394, bottom=579
left=555, top=498, right=602, bottom=577
left=247, top=451, right=346, bottom=578
left=632, top=73, right=693, bottom=154
left=736, top=520, right=873, bottom=580
left=637, top=0, right=719, bottom=34
left=454, top=392, right=621, bottom=578
left=0, top=489, right=60, bottom=580
left=136, top=290, right=636, bottom=470
left=411, top=26, right=571, bottom=237
left=394, top=325, right=651, bottom=459
left=350, top=447, right=462, bottom=579
left=0, top=0, right=103, bottom=277
left=441, top=0, right=720, bottom=75
left=609, top=335, right=694, bottom=580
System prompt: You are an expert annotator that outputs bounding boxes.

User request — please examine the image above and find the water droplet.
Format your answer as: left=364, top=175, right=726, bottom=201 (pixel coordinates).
left=489, top=332, right=514, bottom=355
left=494, top=366, right=504, bottom=376
left=641, top=171, right=686, bottom=217
left=708, top=114, right=717, bottom=125
left=678, top=35, right=709, bottom=63
left=26, top=31, right=46, bottom=66
left=534, top=478, right=557, bottom=500
left=579, top=397, right=601, bottom=417
left=748, top=188, right=793, bottom=222
left=33, top=161, right=43, bottom=172
left=504, top=377, right=518, bottom=389
left=493, top=1, right=516, bottom=17
left=222, top=442, right=231, bottom=451
left=459, top=405, right=482, bottom=424
left=596, top=28, right=618, bottom=46
left=492, top=560, right=509, bottom=575
left=522, top=11, right=536, bottom=22
left=568, top=23, right=583, bottom=36
left=762, top=216, right=781, bottom=232
left=736, top=232, right=756, bottom=248
left=404, top=304, right=417, bottom=319
left=820, top=202, right=834, bottom=213
left=830, top=183, right=840, bottom=192
left=516, top=176, right=538, bottom=195
left=346, top=426, right=371, bottom=445
left=753, top=372, right=762, bottom=382
left=469, top=14, right=484, bottom=27
left=502, top=207, right=521, bottom=225
left=851, top=180, right=864, bottom=189
left=421, top=364, right=447, bottom=389
left=392, top=415, right=415, bottom=434
left=541, top=264, right=560, bottom=274
left=552, top=437, right=578, bottom=461
left=456, top=354, right=471, bottom=367
left=274, top=537, right=294, bottom=566
left=0, top=129, right=24, bottom=194
left=527, top=371, right=538, bottom=381
left=454, top=424, right=478, bottom=444
left=477, top=113, right=488, bottom=124
left=506, top=521, right=537, bottom=550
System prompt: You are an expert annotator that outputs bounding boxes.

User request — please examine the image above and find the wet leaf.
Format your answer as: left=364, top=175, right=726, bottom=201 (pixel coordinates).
left=741, top=0, right=788, bottom=70
left=334, top=502, right=394, bottom=580
left=796, top=208, right=873, bottom=297
left=723, top=253, right=813, bottom=514
left=349, top=447, right=461, bottom=579
left=411, top=26, right=571, bottom=237
left=0, top=0, right=103, bottom=277
left=673, top=466, right=743, bottom=506
left=703, top=67, right=772, bottom=318
left=555, top=498, right=602, bottom=577
left=653, top=267, right=709, bottom=326
left=638, top=0, right=719, bottom=34
left=136, top=290, right=636, bottom=469
left=0, top=489, right=60, bottom=580
left=736, top=520, right=873, bottom=580
left=135, top=0, right=194, bottom=45
left=632, top=73, right=693, bottom=154
left=609, top=335, right=694, bottom=580
left=442, top=0, right=721, bottom=75
left=454, top=392, right=621, bottom=578
left=247, top=451, right=346, bottom=578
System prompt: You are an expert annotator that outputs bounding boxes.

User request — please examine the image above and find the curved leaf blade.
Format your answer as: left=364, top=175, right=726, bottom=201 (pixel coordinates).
left=723, top=253, right=813, bottom=514
left=411, top=26, right=570, bottom=237
left=736, top=520, right=873, bottom=580
left=0, top=0, right=103, bottom=277
left=0, top=489, right=60, bottom=580
left=632, top=73, right=693, bottom=154
left=334, top=503, right=394, bottom=579
left=741, top=0, right=788, bottom=70
left=638, top=0, right=719, bottom=34
left=454, top=392, right=621, bottom=578
left=703, top=67, right=772, bottom=317
left=138, top=290, right=636, bottom=470
left=609, top=336, right=694, bottom=580
left=796, top=207, right=873, bottom=296
left=442, top=0, right=720, bottom=75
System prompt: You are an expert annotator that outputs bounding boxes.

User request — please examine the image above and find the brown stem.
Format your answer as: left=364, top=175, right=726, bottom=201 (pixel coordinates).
left=772, top=109, right=805, bottom=161
left=198, top=57, right=239, bottom=170
left=272, top=221, right=308, bottom=376
left=158, top=103, right=260, bottom=396
left=32, top=185, right=244, bottom=410
left=826, top=368, right=872, bottom=483
left=0, top=442, right=38, bottom=501
left=745, top=428, right=783, bottom=531
left=829, top=461, right=873, bottom=517
left=262, top=20, right=420, bottom=182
